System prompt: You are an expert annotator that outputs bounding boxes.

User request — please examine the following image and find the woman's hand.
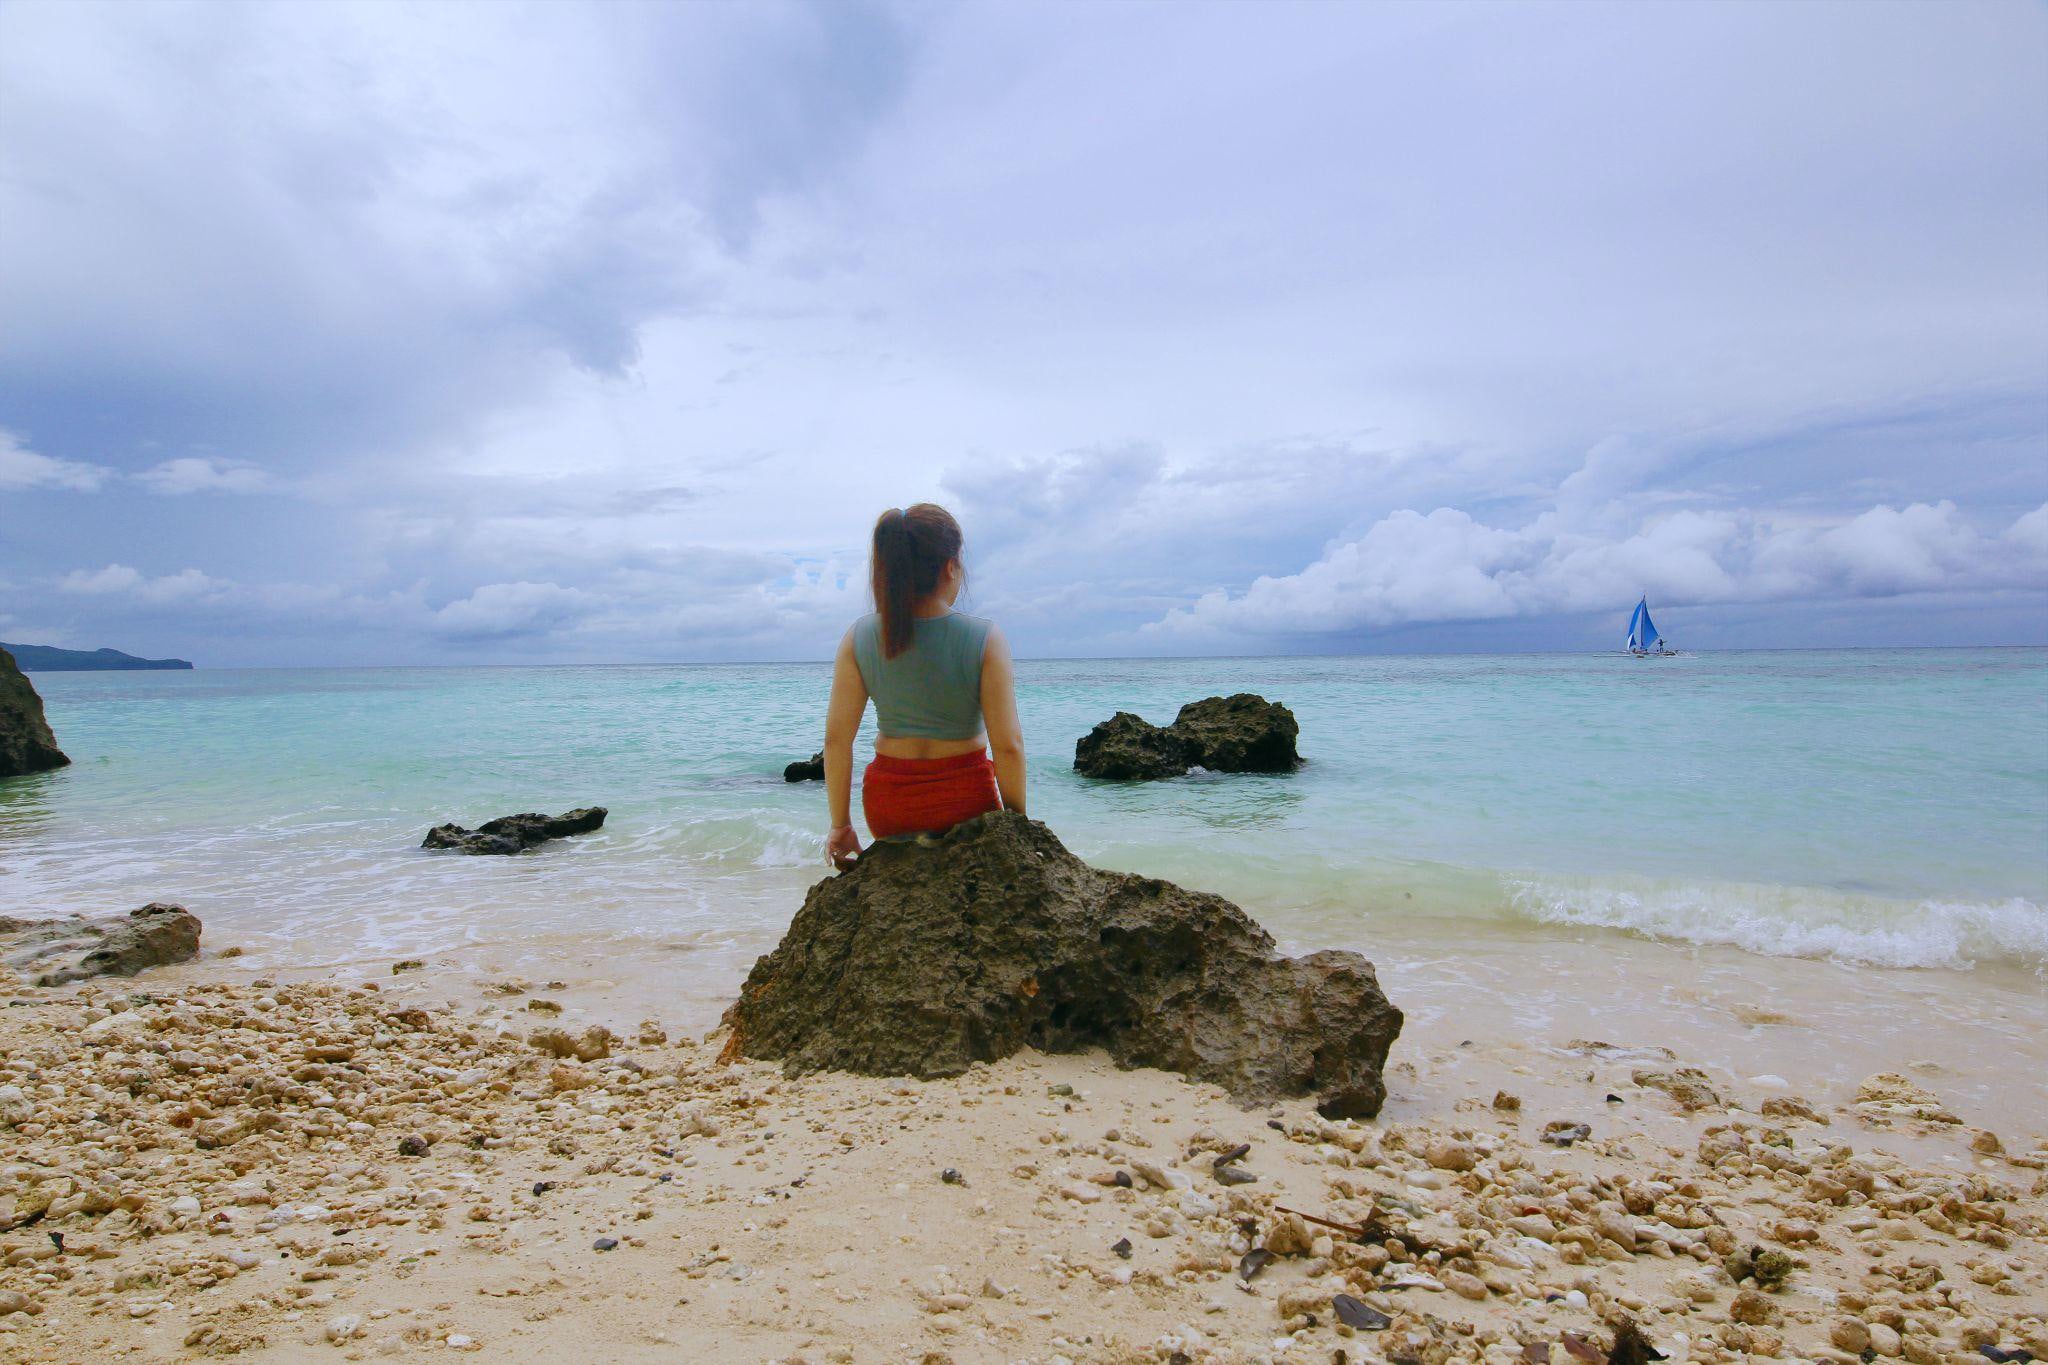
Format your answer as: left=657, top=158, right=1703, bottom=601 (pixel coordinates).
left=826, top=824, right=863, bottom=871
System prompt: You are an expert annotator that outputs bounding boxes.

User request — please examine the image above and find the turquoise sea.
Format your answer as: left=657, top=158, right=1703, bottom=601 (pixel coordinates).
left=6, top=648, right=2043, bottom=990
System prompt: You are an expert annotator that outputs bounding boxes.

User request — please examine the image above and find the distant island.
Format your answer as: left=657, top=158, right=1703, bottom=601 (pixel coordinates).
left=0, top=642, right=194, bottom=671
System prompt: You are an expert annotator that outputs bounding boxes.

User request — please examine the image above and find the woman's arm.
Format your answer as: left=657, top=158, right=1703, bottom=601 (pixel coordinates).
left=824, top=630, right=868, bottom=869
left=981, top=625, right=1027, bottom=818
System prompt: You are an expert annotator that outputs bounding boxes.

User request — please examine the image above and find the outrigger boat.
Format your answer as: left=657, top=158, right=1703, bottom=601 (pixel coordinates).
left=1625, top=597, right=1676, bottom=656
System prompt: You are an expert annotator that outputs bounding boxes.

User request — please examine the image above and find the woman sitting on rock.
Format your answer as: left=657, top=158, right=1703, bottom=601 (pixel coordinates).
left=823, top=503, right=1026, bottom=870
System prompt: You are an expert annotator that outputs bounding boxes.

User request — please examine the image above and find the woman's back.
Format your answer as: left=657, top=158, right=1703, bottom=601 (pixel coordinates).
left=850, top=610, right=992, bottom=740
left=823, top=502, right=1023, bottom=866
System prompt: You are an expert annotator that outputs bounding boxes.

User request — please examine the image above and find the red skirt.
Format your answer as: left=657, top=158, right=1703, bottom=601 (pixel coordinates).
left=862, top=751, right=1002, bottom=839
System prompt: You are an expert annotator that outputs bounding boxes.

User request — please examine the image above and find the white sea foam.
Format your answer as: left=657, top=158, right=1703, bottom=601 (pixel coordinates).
left=1505, top=874, right=2048, bottom=971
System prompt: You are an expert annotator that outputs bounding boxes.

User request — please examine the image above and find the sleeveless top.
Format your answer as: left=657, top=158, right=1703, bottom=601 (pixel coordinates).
left=850, top=611, right=993, bottom=740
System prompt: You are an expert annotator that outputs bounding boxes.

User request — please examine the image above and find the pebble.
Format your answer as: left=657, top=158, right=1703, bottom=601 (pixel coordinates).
left=1424, top=1138, right=1478, bottom=1171
left=0, top=1086, right=31, bottom=1127
left=1830, top=1318, right=1871, bottom=1352
left=1594, top=1208, right=1637, bottom=1252
left=1262, top=1214, right=1313, bottom=1256
left=1133, top=1160, right=1190, bottom=1191
left=1730, top=1288, right=1779, bottom=1325
left=1443, top=1269, right=1487, bottom=1300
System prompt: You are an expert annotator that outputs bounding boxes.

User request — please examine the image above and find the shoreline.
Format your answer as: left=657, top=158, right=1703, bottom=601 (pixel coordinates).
left=3, top=947, right=2044, bottom=1362
left=125, top=903, right=2048, bottom=1136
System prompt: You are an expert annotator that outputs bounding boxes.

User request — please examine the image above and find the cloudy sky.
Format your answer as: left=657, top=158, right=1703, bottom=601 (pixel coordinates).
left=2, top=0, right=2044, bottom=666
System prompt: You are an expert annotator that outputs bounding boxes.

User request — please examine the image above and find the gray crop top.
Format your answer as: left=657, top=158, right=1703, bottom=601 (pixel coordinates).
left=850, top=611, right=993, bottom=740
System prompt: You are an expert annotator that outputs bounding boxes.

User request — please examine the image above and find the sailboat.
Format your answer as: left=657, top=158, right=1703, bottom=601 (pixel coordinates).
left=1625, top=597, right=1676, bottom=656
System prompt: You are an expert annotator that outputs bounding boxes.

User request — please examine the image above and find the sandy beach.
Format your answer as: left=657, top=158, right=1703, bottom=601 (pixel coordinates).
left=5, top=0, right=2048, bottom=1360
left=3, top=944, right=2043, bottom=1364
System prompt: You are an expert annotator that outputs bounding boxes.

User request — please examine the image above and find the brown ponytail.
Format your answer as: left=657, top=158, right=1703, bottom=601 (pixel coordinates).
left=871, top=503, right=964, bottom=659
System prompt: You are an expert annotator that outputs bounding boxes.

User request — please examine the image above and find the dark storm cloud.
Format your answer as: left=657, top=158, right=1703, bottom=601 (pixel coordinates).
left=0, top=0, right=912, bottom=470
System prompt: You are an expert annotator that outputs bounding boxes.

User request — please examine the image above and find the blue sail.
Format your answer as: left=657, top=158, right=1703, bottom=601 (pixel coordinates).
left=1625, top=598, right=1648, bottom=651
left=1637, top=601, right=1660, bottom=648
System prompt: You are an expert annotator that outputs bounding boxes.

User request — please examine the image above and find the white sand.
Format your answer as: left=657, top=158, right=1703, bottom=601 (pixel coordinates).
left=2, top=953, right=2044, bottom=1364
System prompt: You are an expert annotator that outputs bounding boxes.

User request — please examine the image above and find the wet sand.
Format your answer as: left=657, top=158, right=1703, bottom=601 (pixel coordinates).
left=2, top=949, right=2044, bottom=1363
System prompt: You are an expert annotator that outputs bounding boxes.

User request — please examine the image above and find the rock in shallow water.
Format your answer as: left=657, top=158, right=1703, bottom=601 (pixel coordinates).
left=783, top=751, right=826, bottom=782
left=421, top=807, right=607, bottom=855
left=1073, top=693, right=1300, bottom=780
left=0, top=902, right=202, bottom=985
left=1072, top=712, right=1193, bottom=780
left=0, top=646, right=70, bottom=779
left=720, top=810, right=1401, bottom=1117
left=1167, top=694, right=1301, bottom=773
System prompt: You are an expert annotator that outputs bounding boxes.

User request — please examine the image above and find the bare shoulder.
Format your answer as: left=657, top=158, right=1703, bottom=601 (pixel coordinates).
left=980, top=619, right=1011, bottom=659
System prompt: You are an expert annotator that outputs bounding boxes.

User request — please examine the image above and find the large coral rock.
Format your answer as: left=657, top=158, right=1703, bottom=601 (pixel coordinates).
left=783, top=751, right=825, bottom=782
left=0, top=646, right=70, bottom=779
left=1072, top=712, right=1191, bottom=780
left=1073, top=693, right=1301, bottom=779
left=421, top=807, right=606, bottom=855
left=0, top=903, right=202, bottom=986
left=1171, top=693, right=1301, bottom=772
left=722, top=812, right=1401, bottom=1117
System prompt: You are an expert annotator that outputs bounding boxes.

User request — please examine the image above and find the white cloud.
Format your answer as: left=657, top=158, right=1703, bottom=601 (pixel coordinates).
left=429, top=582, right=594, bottom=642
left=2009, top=503, right=2048, bottom=563
left=135, top=457, right=273, bottom=495
left=1161, top=509, right=1529, bottom=636
left=1150, top=500, right=2048, bottom=641
left=57, top=564, right=230, bottom=604
left=0, top=429, right=111, bottom=491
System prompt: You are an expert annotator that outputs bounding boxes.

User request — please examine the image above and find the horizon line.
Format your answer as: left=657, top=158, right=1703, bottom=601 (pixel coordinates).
left=21, top=641, right=2048, bottom=673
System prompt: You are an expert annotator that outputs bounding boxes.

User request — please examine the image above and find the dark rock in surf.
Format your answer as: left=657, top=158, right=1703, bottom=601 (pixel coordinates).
left=783, top=751, right=826, bottom=782
left=720, top=811, right=1401, bottom=1118
left=1072, top=692, right=1300, bottom=779
left=1170, top=693, right=1301, bottom=773
left=0, top=903, right=202, bottom=986
left=422, top=807, right=607, bottom=855
left=1072, top=712, right=1191, bottom=780
left=0, top=646, right=70, bottom=779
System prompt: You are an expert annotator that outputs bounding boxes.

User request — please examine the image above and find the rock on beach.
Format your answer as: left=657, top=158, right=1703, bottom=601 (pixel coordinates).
left=721, top=809, right=1401, bottom=1116
left=421, top=807, right=607, bottom=855
left=0, top=903, right=201, bottom=986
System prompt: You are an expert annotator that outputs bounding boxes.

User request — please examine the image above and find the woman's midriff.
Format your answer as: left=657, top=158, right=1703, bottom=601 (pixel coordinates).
left=862, top=747, right=1001, bottom=839
left=872, top=732, right=988, bottom=760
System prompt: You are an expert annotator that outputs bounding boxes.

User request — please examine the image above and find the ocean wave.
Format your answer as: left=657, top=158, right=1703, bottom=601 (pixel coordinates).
left=619, top=808, right=820, bottom=870
left=1505, top=874, right=2048, bottom=971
